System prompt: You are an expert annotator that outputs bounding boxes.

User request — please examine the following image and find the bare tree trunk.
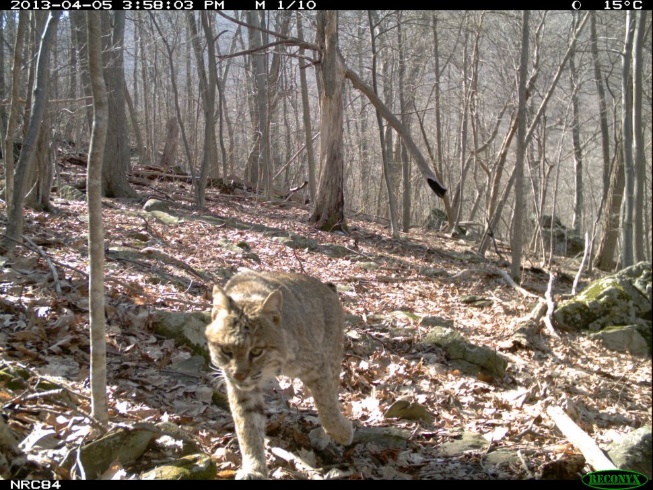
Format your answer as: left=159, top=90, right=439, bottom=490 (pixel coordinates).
left=479, top=12, right=589, bottom=257
left=86, top=10, right=109, bottom=426
left=397, top=15, right=415, bottom=233
left=151, top=14, right=195, bottom=194
left=159, top=117, right=179, bottom=169
left=368, top=10, right=399, bottom=238
left=594, top=141, right=625, bottom=271
left=510, top=10, right=530, bottom=280
left=631, top=10, right=647, bottom=263
left=590, top=12, right=612, bottom=199
left=3, top=11, right=60, bottom=251
left=296, top=13, right=317, bottom=203
left=71, top=11, right=93, bottom=132
left=101, top=11, right=137, bottom=198
left=309, top=11, right=347, bottom=232
left=569, top=13, right=584, bottom=236
left=4, top=12, right=27, bottom=216
left=620, top=12, right=635, bottom=268
left=25, top=114, right=54, bottom=211
left=125, top=86, right=146, bottom=166
left=244, top=11, right=270, bottom=193
left=187, top=12, right=219, bottom=208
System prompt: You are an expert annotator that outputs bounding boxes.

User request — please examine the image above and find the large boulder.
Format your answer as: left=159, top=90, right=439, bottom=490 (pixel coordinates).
left=553, top=262, right=652, bottom=354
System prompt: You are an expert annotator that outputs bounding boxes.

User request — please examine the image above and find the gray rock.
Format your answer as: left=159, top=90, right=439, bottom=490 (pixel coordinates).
left=150, top=311, right=211, bottom=361
left=58, top=185, right=86, bottom=201
left=422, top=327, right=508, bottom=377
left=78, top=427, right=155, bottom=478
left=590, top=325, right=649, bottom=356
left=608, top=426, right=652, bottom=479
left=419, top=316, right=454, bottom=328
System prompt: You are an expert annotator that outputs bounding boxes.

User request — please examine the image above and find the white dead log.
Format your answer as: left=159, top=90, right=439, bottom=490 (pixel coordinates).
left=546, top=406, right=616, bottom=471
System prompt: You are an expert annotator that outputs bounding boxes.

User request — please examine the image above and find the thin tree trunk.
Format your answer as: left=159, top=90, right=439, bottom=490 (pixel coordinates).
left=479, top=12, right=589, bottom=257
left=368, top=10, right=399, bottom=238
left=590, top=11, right=611, bottom=198
left=159, top=117, right=179, bottom=169
left=631, top=10, right=646, bottom=263
left=510, top=11, right=530, bottom=281
left=125, top=86, right=146, bottom=166
left=3, top=11, right=60, bottom=251
left=620, top=12, right=635, bottom=268
left=86, top=10, right=109, bottom=426
left=594, top=141, right=625, bottom=271
left=4, top=12, right=27, bottom=218
left=296, top=13, right=317, bottom=203
left=569, top=14, right=583, bottom=236
left=151, top=14, right=196, bottom=199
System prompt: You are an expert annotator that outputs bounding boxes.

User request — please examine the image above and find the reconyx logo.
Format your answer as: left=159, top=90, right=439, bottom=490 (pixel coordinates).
left=582, top=470, right=649, bottom=490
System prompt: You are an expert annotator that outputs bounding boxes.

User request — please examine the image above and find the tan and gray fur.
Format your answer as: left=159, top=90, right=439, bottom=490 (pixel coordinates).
left=205, top=269, right=353, bottom=480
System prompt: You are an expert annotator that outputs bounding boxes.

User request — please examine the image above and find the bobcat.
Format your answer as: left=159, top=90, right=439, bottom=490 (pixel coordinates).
left=205, top=269, right=353, bottom=479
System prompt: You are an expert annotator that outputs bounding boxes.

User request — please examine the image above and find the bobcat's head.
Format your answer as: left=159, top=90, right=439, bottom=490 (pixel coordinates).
left=205, top=286, right=285, bottom=391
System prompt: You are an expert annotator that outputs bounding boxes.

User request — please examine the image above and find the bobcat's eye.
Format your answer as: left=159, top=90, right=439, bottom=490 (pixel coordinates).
left=220, top=346, right=233, bottom=358
left=250, top=347, right=264, bottom=358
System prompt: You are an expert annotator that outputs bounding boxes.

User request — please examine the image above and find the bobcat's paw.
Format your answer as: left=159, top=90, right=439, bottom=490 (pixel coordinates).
left=235, top=469, right=268, bottom=480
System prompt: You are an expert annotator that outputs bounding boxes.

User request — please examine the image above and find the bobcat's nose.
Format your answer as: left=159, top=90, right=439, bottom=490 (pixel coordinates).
left=233, top=372, right=246, bottom=382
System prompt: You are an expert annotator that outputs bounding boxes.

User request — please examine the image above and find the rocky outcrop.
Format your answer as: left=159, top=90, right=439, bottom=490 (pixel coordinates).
left=553, top=262, right=652, bottom=355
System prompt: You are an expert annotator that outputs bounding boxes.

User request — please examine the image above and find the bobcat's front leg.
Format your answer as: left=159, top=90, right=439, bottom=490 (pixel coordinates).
left=226, top=382, right=268, bottom=480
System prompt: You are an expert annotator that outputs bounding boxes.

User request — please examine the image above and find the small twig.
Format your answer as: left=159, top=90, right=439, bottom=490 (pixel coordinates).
left=489, top=230, right=505, bottom=262
left=6, top=388, right=64, bottom=406
left=1, top=233, right=64, bottom=294
left=292, top=248, right=305, bottom=275
left=517, top=449, right=534, bottom=478
left=572, top=232, right=589, bottom=295
left=21, top=235, right=63, bottom=295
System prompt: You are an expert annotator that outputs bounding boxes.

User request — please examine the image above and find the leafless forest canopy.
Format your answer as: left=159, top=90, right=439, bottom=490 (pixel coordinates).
left=1, top=10, right=651, bottom=268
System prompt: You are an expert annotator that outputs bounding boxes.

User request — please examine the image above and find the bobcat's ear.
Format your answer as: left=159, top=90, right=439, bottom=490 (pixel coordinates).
left=212, top=285, right=231, bottom=320
left=261, top=289, right=283, bottom=325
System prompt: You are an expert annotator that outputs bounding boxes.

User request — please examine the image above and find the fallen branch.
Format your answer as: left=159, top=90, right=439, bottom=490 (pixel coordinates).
left=546, top=405, right=616, bottom=471
left=283, top=181, right=308, bottom=202
left=493, top=267, right=541, bottom=299
left=1, top=233, right=62, bottom=295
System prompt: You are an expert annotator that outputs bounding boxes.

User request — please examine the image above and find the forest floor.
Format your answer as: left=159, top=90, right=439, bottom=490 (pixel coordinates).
left=0, top=158, right=651, bottom=480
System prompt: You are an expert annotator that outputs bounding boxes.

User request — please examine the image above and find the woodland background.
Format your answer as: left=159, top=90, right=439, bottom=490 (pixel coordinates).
left=0, top=9, right=651, bottom=481
left=0, top=10, right=650, bottom=270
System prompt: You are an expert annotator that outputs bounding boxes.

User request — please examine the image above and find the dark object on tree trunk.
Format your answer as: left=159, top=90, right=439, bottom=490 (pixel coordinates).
left=427, top=177, right=447, bottom=198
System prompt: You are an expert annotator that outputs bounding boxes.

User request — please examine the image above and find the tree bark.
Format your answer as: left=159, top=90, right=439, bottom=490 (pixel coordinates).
left=510, top=11, right=530, bottom=281
left=569, top=13, right=583, bottom=236
left=86, top=10, right=109, bottom=426
left=589, top=12, right=611, bottom=200
left=593, top=141, right=625, bottom=271
left=3, top=11, right=27, bottom=217
left=101, top=11, right=137, bottom=198
left=309, top=11, right=346, bottom=232
left=620, top=12, right=635, bottom=268
left=296, top=13, right=317, bottom=203
left=368, top=10, right=399, bottom=238
left=630, top=11, right=646, bottom=263
left=159, top=117, right=179, bottom=169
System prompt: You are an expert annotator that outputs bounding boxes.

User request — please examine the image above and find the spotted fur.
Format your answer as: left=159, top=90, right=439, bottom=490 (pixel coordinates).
left=205, top=270, right=353, bottom=480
